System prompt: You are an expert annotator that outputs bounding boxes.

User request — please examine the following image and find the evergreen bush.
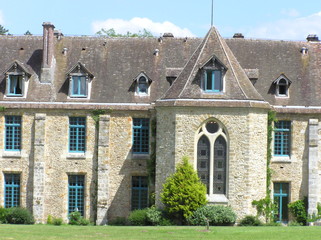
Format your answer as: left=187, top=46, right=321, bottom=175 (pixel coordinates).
left=52, top=217, right=64, bottom=226
left=146, top=206, right=162, bottom=225
left=161, top=156, right=207, bottom=224
left=6, top=207, right=34, bottom=224
left=188, top=205, right=236, bottom=226
left=288, top=200, right=307, bottom=225
left=69, top=211, right=90, bottom=226
left=108, top=217, right=128, bottom=226
left=239, top=215, right=262, bottom=226
left=0, top=207, right=9, bottom=224
left=128, top=209, right=148, bottom=226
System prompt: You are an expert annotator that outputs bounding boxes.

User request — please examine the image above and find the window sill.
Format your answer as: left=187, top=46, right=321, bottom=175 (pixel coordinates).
left=132, top=153, right=150, bottom=160
left=66, top=152, right=86, bottom=159
left=272, top=156, right=291, bottom=163
left=207, top=194, right=228, bottom=204
left=2, top=151, right=22, bottom=158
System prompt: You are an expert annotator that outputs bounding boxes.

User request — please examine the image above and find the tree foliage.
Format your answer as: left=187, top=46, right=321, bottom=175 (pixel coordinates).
left=161, top=156, right=207, bottom=224
left=24, top=30, right=32, bottom=35
left=0, top=25, right=9, bottom=35
left=96, top=28, right=153, bottom=38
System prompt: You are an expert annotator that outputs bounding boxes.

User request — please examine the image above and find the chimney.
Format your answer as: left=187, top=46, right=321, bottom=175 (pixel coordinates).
left=41, top=22, right=55, bottom=83
left=306, top=34, right=319, bottom=42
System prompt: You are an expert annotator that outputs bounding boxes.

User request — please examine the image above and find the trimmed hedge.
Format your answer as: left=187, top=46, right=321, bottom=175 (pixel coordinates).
left=5, top=207, right=34, bottom=224
left=188, top=205, right=236, bottom=226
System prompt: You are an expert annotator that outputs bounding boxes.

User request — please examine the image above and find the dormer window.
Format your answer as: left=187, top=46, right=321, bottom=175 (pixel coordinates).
left=71, top=75, right=87, bottom=97
left=134, top=72, right=152, bottom=96
left=205, top=70, right=222, bottom=92
left=4, top=61, right=31, bottom=98
left=273, top=74, right=291, bottom=97
left=201, top=56, right=226, bottom=93
left=67, top=62, right=94, bottom=99
left=138, top=76, right=148, bottom=94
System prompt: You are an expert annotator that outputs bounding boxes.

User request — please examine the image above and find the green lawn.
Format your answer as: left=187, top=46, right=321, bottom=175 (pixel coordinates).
left=1, top=225, right=321, bottom=240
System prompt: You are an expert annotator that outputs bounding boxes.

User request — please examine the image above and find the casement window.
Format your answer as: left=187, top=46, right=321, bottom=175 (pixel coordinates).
left=5, top=116, right=21, bottom=151
left=4, top=173, right=20, bottom=208
left=274, top=75, right=291, bottom=97
left=131, top=176, right=148, bottom=210
left=132, top=118, right=149, bottom=154
left=274, top=121, right=291, bottom=156
left=137, top=76, right=149, bottom=95
left=71, top=75, right=87, bottom=97
left=196, top=120, right=227, bottom=196
left=68, top=175, right=85, bottom=215
left=273, top=182, right=289, bottom=222
left=8, top=75, right=23, bottom=96
left=69, top=117, right=86, bottom=153
left=204, top=70, right=223, bottom=92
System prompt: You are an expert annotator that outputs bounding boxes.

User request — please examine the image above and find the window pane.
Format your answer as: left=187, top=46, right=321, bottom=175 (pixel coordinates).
left=4, top=174, right=20, bottom=208
left=274, top=121, right=291, bottom=156
left=68, top=175, right=85, bottom=215
left=133, top=118, right=149, bottom=154
left=5, top=116, right=21, bottom=151
left=213, top=136, right=226, bottom=194
left=197, top=135, right=210, bottom=193
left=206, top=70, right=213, bottom=90
left=69, top=117, right=86, bottom=152
left=80, top=77, right=86, bottom=95
left=132, top=176, right=148, bottom=210
left=138, top=76, right=148, bottom=93
left=214, top=71, right=222, bottom=91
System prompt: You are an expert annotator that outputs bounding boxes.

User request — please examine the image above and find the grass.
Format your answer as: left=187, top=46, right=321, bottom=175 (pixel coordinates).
left=1, top=225, right=321, bottom=240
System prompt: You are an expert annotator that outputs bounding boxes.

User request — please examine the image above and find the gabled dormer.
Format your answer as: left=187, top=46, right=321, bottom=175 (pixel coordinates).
left=133, top=72, right=152, bottom=96
left=4, top=60, right=32, bottom=98
left=200, top=56, right=227, bottom=93
left=273, top=74, right=291, bottom=97
left=66, top=62, right=94, bottom=98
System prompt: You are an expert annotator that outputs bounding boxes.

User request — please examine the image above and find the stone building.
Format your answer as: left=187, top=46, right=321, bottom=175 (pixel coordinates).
left=0, top=22, right=320, bottom=224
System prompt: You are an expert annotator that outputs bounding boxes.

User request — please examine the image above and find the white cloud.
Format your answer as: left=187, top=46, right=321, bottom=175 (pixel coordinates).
left=92, top=17, right=195, bottom=37
left=0, top=10, right=4, bottom=25
left=246, top=11, right=321, bottom=40
left=281, top=8, right=300, bottom=17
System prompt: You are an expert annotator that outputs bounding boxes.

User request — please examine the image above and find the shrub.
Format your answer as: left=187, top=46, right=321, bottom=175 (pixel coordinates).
left=288, top=200, right=307, bottom=225
left=6, top=207, right=34, bottom=224
left=159, top=218, right=173, bottom=226
left=288, top=220, right=302, bottom=226
left=128, top=209, right=148, bottom=226
left=188, top=205, right=236, bottom=226
left=239, top=215, right=262, bottom=226
left=109, top=217, right=128, bottom=226
left=69, top=211, right=90, bottom=226
left=0, top=207, right=9, bottom=224
left=52, top=217, right=64, bottom=226
left=161, top=156, right=207, bottom=224
left=146, top=207, right=162, bottom=225
left=47, top=215, right=53, bottom=224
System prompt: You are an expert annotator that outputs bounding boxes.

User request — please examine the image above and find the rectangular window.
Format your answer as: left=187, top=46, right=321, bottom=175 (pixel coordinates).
left=71, top=76, right=87, bottom=97
left=131, top=176, right=148, bottom=210
left=68, top=175, right=85, bottom=215
left=5, top=116, right=21, bottom=151
left=69, top=117, right=86, bottom=152
left=274, top=182, right=289, bottom=222
left=204, top=70, right=222, bottom=92
left=133, top=118, right=149, bottom=154
left=274, top=121, right=291, bottom=156
left=8, top=75, right=23, bottom=96
left=4, top=173, right=20, bottom=208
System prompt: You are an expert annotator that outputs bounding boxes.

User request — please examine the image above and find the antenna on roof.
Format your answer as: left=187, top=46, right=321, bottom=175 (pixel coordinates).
left=211, top=0, right=214, bottom=26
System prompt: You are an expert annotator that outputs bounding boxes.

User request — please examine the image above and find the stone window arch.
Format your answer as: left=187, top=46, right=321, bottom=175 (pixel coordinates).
left=195, top=119, right=228, bottom=202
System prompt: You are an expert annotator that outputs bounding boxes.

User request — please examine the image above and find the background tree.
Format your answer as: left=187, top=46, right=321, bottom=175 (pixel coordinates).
left=161, top=156, right=207, bottom=224
left=24, top=30, right=32, bottom=35
left=0, top=25, right=9, bottom=35
left=96, top=28, right=153, bottom=38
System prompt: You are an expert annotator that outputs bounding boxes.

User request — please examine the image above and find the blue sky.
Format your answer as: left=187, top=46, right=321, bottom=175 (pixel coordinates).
left=1, top=0, right=321, bottom=40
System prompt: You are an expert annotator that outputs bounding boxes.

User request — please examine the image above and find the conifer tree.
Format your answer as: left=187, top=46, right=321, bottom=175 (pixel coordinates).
left=161, top=156, right=207, bottom=224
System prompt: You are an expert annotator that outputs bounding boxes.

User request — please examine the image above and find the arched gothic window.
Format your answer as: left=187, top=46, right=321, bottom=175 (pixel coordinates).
left=196, top=120, right=228, bottom=196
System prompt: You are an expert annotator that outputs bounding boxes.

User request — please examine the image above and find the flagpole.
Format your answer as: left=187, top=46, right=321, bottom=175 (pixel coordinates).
left=211, top=0, right=214, bottom=26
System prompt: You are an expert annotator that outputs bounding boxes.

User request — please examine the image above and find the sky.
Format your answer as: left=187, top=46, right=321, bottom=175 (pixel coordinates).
left=1, top=0, right=321, bottom=40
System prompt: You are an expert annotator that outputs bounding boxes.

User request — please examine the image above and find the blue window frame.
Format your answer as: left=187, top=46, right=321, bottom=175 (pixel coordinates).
left=274, top=182, right=289, bottom=222
left=131, top=176, right=148, bottom=210
left=204, top=70, right=222, bottom=92
left=133, top=118, right=149, bottom=154
left=8, top=75, right=23, bottom=96
left=69, top=117, right=86, bottom=152
left=68, top=175, right=85, bottom=215
left=4, top=173, right=20, bottom=208
left=71, top=76, right=87, bottom=97
left=5, top=116, right=21, bottom=151
left=274, top=121, right=291, bottom=156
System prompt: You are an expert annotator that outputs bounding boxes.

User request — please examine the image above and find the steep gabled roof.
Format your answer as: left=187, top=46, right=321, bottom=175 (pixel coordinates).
left=160, top=27, right=265, bottom=103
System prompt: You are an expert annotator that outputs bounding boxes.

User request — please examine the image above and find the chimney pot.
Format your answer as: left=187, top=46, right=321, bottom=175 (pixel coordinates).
left=307, top=34, right=319, bottom=42
left=233, top=33, right=244, bottom=38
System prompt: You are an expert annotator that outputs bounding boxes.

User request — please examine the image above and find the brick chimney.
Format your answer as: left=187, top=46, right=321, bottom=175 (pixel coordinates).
left=41, top=22, right=55, bottom=83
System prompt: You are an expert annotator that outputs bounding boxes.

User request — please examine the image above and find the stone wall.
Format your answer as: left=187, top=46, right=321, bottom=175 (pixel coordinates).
left=155, top=106, right=268, bottom=219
